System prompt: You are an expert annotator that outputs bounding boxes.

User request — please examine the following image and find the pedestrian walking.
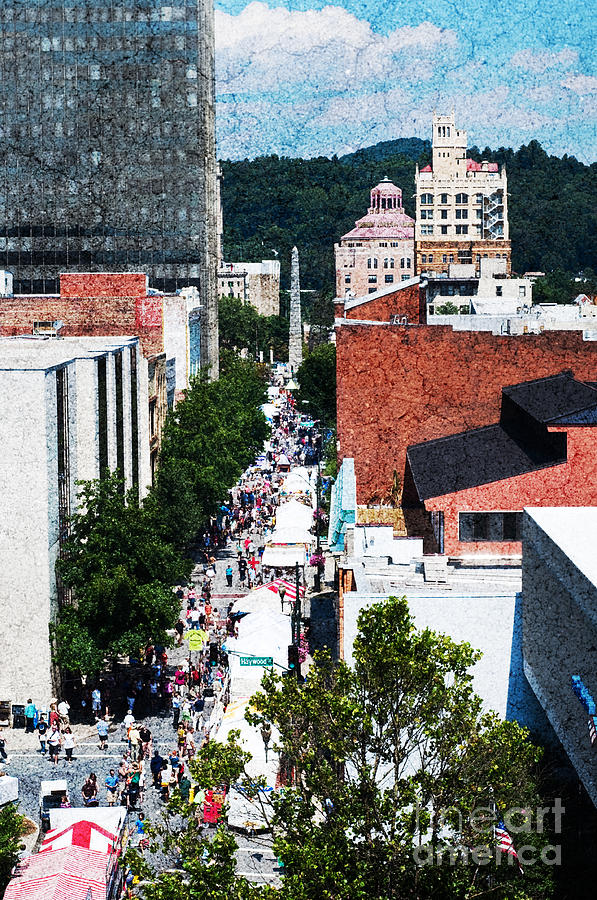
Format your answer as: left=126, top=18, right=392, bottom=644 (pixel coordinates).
left=37, top=715, right=48, bottom=754
left=81, top=773, right=98, bottom=806
left=24, top=699, right=37, bottom=733
left=48, top=724, right=62, bottom=765
left=105, top=769, right=120, bottom=807
left=175, top=618, right=185, bottom=646
left=0, top=734, right=9, bottom=764
left=91, top=687, right=102, bottom=717
left=97, top=715, right=109, bottom=751
left=225, top=564, right=233, bottom=587
left=172, top=695, right=181, bottom=730
left=63, top=728, right=75, bottom=763
left=57, top=699, right=70, bottom=728
left=150, top=750, right=164, bottom=788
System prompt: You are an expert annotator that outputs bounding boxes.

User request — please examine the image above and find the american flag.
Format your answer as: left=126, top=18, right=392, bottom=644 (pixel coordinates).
left=496, top=821, right=523, bottom=873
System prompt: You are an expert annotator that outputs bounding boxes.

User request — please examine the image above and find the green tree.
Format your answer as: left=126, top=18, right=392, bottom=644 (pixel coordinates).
left=136, top=597, right=553, bottom=900
left=296, top=343, right=336, bottom=427
left=435, top=301, right=460, bottom=315
left=0, top=805, right=26, bottom=893
left=152, top=353, right=269, bottom=549
left=54, top=473, right=188, bottom=675
left=218, top=296, right=289, bottom=360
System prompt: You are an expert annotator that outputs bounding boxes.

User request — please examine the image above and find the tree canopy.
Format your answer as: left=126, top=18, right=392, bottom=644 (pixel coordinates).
left=151, top=352, right=269, bottom=550
left=295, top=343, right=336, bottom=427
left=54, top=473, right=188, bottom=675
left=130, top=596, right=554, bottom=900
left=218, top=295, right=289, bottom=360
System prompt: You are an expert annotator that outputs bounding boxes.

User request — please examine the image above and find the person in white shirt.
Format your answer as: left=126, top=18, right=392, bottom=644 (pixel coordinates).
left=57, top=700, right=70, bottom=727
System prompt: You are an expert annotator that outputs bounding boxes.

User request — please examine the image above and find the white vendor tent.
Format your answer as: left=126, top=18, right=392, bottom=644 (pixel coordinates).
left=275, top=498, right=314, bottom=531
left=261, top=543, right=307, bottom=568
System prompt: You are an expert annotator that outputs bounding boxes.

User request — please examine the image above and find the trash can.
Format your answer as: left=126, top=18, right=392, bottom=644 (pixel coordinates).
left=12, top=704, right=25, bottom=729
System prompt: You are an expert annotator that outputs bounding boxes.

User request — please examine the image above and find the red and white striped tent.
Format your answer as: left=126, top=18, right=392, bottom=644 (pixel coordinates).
left=40, top=819, right=118, bottom=854
left=4, top=846, right=110, bottom=900
left=266, top=578, right=305, bottom=602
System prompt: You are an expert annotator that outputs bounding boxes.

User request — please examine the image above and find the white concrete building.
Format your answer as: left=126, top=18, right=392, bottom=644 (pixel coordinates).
left=0, top=336, right=150, bottom=705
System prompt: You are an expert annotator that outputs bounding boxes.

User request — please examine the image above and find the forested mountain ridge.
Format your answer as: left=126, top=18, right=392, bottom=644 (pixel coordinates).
left=220, top=140, right=597, bottom=297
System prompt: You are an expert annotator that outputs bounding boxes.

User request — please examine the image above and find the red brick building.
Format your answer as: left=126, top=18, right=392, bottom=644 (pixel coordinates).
left=0, top=272, right=199, bottom=479
left=403, top=373, right=597, bottom=555
left=335, top=282, right=597, bottom=507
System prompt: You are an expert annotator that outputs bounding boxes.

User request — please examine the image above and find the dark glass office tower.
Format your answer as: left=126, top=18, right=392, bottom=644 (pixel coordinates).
left=0, top=0, right=218, bottom=371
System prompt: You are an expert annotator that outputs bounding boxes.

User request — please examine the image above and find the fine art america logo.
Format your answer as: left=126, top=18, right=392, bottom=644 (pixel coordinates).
left=413, top=800, right=564, bottom=868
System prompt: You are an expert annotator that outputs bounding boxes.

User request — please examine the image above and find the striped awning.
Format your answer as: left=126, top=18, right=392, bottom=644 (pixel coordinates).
left=4, top=846, right=110, bottom=900
left=266, top=578, right=305, bottom=602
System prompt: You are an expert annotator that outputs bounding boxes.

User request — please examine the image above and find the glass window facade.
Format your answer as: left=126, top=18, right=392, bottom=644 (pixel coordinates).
left=0, top=0, right=216, bottom=295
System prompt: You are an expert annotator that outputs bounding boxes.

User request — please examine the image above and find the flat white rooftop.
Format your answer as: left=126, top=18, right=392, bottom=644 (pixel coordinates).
left=525, top=507, right=597, bottom=589
left=0, top=336, right=137, bottom=370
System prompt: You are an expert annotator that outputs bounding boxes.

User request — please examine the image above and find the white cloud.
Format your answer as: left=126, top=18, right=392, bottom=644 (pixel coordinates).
left=510, top=47, right=578, bottom=73
left=562, top=74, right=597, bottom=94
left=215, top=2, right=457, bottom=95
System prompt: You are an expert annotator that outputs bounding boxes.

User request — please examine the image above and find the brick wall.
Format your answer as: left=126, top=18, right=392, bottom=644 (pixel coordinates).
left=0, top=294, right=163, bottom=357
left=336, top=322, right=597, bottom=503
left=344, top=282, right=424, bottom=323
left=60, top=272, right=148, bottom=299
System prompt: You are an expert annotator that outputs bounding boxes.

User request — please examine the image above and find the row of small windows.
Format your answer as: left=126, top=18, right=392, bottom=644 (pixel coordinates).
left=420, top=193, right=487, bottom=205
left=420, top=209, right=484, bottom=220
left=420, top=225, right=483, bottom=235
left=367, top=257, right=411, bottom=269
left=420, top=252, right=509, bottom=265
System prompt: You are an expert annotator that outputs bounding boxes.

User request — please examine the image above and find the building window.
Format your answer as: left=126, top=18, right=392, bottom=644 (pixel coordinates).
left=440, top=225, right=448, bottom=235
left=368, top=287, right=376, bottom=294
left=442, top=254, right=447, bottom=263
left=407, top=258, right=411, bottom=268
left=345, top=274, right=351, bottom=284
left=383, top=257, right=395, bottom=269
left=390, top=242, right=399, bottom=247
left=476, top=209, right=483, bottom=219
left=455, top=209, right=468, bottom=219
left=420, top=193, right=434, bottom=205
left=519, top=285, right=527, bottom=298
left=367, top=257, right=378, bottom=269
left=496, top=285, right=503, bottom=296
left=97, top=357, right=108, bottom=479
left=440, top=193, right=449, bottom=204
left=368, top=275, right=377, bottom=283
left=455, top=225, right=468, bottom=234
left=400, top=258, right=405, bottom=268
left=420, top=209, right=433, bottom=220
left=378, top=242, right=388, bottom=248
left=440, top=209, right=448, bottom=220
left=401, top=274, right=410, bottom=281
left=421, top=225, right=433, bottom=235
left=455, top=193, right=468, bottom=204
left=475, top=193, right=483, bottom=204
left=459, top=512, right=522, bottom=542
left=385, top=274, right=394, bottom=283
left=428, top=254, right=433, bottom=263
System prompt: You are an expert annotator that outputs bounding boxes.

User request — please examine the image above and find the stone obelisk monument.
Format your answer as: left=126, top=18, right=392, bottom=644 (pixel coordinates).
left=289, top=245, right=303, bottom=373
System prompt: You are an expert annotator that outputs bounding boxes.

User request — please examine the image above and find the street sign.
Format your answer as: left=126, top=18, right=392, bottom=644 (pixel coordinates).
left=240, top=656, right=273, bottom=667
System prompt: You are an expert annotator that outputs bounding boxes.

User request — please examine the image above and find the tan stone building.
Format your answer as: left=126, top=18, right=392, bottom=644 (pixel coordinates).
left=335, top=179, right=415, bottom=298
left=414, top=113, right=511, bottom=276
left=218, top=260, right=280, bottom=316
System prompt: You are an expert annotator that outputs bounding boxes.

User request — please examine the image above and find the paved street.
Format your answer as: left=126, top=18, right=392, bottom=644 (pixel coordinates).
left=1, top=403, right=334, bottom=890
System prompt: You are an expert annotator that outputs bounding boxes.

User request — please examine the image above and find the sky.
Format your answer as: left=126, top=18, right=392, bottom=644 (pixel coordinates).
left=214, top=0, right=597, bottom=162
